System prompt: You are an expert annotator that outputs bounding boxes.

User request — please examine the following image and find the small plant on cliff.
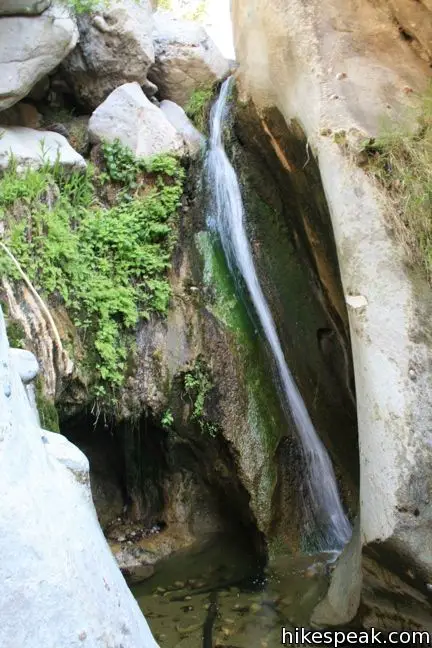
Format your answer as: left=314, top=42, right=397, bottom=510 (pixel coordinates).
left=0, top=143, right=185, bottom=409
left=185, top=87, right=214, bottom=133
left=183, top=358, right=218, bottom=437
left=363, top=85, right=432, bottom=282
left=161, top=409, right=174, bottom=429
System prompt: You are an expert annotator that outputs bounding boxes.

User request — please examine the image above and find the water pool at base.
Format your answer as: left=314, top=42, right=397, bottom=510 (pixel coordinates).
left=133, top=534, right=335, bottom=647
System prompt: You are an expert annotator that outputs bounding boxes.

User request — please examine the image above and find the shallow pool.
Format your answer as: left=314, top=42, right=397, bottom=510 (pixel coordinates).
left=133, top=534, right=334, bottom=647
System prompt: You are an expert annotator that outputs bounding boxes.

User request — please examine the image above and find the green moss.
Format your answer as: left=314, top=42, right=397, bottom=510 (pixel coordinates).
left=185, top=87, right=215, bottom=133
left=35, top=377, right=60, bottom=432
left=196, top=231, right=284, bottom=507
left=6, top=321, right=26, bottom=349
left=0, top=141, right=185, bottom=410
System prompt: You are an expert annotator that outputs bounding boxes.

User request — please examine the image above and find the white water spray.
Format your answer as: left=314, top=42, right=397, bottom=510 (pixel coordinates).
left=205, top=78, right=351, bottom=551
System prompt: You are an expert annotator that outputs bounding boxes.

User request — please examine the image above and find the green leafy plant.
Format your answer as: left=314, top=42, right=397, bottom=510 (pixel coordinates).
left=184, top=1, right=207, bottom=21
left=185, top=87, right=214, bottom=132
left=64, top=0, right=104, bottom=14
left=363, top=86, right=432, bottom=282
left=161, top=409, right=174, bottom=428
left=0, top=141, right=185, bottom=409
left=183, top=358, right=218, bottom=436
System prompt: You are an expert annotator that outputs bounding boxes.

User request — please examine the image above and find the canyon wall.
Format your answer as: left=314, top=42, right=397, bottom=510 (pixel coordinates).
left=232, top=0, right=432, bottom=626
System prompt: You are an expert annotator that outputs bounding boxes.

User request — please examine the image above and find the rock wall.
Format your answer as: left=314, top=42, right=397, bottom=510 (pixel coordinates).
left=0, top=309, right=159, bottom=648
left=232, top=0, right=432, bottom=625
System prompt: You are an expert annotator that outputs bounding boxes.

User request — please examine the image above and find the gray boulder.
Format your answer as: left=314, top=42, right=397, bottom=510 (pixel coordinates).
left=62, top=0, right=154, bottom=110
left=0, top=4, right=78, bottom=111
left=0, top=126, right=86, bottom=170
left=0, top=0, right=51, bottom=15
left=88, top=82, right=185, bottom=157
left=149, top=11, right=230, bottom=108
left=160, top=99, right=205, bottom=155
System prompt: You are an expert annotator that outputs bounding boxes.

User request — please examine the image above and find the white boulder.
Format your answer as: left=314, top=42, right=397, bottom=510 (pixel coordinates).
left=0, top=307, right=159, bottom=648
left=149, top=11, right=230, bottom=108
left=0, top=4, right=78, bottom=111
left=62, top=0, right=154, bottom=110
left=88, top=82, right=185, bottom=157
left=0, top=126, right=86, bottom=171
left=160, top=99, right=205, bottom=155
left=9, top=349, right=39, bottom=385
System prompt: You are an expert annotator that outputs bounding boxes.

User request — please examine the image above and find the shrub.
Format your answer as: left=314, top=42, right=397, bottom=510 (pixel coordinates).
left=64, top=0, right=104, bottom=14
left=0, top=141, right=185, bottom=407
left=183, top=358, right=219, bottom=436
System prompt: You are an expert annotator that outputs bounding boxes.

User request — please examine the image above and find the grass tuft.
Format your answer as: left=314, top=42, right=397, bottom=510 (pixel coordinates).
left=185, top=87, right=214, bottom=133
left=364, top=86, right=432, bottom=282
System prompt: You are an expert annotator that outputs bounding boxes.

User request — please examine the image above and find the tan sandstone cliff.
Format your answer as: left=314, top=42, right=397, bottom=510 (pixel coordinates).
left=232, top=0, right=432, bottom=629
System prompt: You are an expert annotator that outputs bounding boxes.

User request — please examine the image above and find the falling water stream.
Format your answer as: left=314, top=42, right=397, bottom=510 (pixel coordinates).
left=133, top=79, right=352, bottom=646
left=206, top=78, right=351, bottom=552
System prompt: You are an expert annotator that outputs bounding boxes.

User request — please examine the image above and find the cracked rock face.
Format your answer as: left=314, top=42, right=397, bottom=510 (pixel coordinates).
left=0, top=3, right=78, bottom=112
left=62, top=0, right=155, bottom=110
left=149, top=11, right=230, bottom=108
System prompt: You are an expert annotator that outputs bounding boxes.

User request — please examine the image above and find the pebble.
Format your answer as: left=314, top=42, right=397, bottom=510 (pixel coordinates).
left=176, top=622, right=202, bottom=636
left=336, top=72, right=347, bottom=80
left=117, top=536, right=125, bottom=543
left=250, top=603, right=262, bottom=614
left=174, top=580, right=185, bottom=588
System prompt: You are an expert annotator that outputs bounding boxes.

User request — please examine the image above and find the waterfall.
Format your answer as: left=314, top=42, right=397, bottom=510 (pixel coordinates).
left=205, top=78, right=351, bottom=552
